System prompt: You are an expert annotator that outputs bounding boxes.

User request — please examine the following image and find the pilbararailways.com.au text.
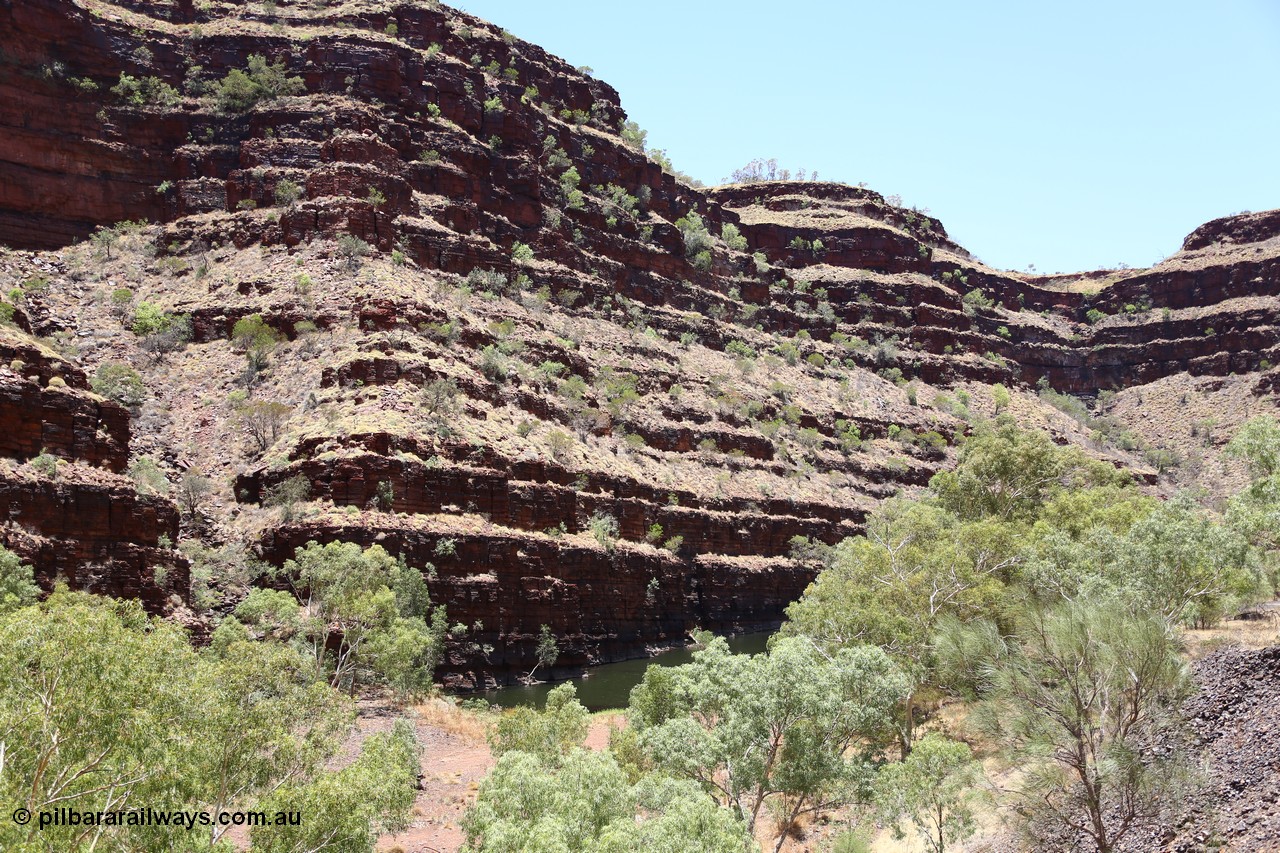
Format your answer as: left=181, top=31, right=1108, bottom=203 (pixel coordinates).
left=15, top=807, right=301, bottom=831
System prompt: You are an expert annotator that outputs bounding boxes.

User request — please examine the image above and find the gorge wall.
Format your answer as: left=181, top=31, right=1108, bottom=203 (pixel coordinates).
left=0, top=0, right=1276, bottom=684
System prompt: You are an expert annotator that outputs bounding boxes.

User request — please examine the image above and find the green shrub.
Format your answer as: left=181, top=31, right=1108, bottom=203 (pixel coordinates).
left=111, top=74, right=181, bottom=108
left=588, top=512, right=619, bottom=551
left=211, top=54, right=304, bottom=113
left=336, top=234, right=372, bottom=267
left=273, top=178, right=302, bottom=207
left=30, top=451, right=59, bottom=479
left=130, top=302, right=172, bottom=337
left=91, top=362, right=146, bottom=408
left=675, top=212, right=714, bottom=261
left=510, top=242, right=534, bottom=263
left=961, top=289, right=993, bottom=312
left=721, top=223, right=748, bottom=252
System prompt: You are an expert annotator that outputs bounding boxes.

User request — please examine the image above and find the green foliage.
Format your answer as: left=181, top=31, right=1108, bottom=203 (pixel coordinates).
left=337, top=233, right=372, bottom=267
left=1225, top=414, right=1280, bottom=478
left=234, top=398, right=293, bottom=453
left=1109, top=495, right=1263, bottom=627
left=930, top=421, right=1130, bottom=522
left=264, top=474, right=311, bottom=521
left=875, top=733, right=981, bottom=853
left=0, top=547, right=38, bottom=615
left=782, top=498, right=1011, bottom=679
left=620, top=119, right=648, bottom=150
left=463, top=748, right=748, bottom=852
left=254, top=719, right=420, bottom=852
left=558, top=164, right=584, bottom=209
left=991, top=382, right=1011, bottom=412
left=128, top=455, right=169, bottom=496
left=675, top=212, right=714, bottom=262
left=960, top=288, right=993, bottom=313
left=111, top=73, right=181, bottom=108
left=282, top=541, right=445, bottom=694
left=130, top=301, right=172, bottom=336
left=273, top=177, right=302, bottom=207
left=968, top=600, right=1196, bottom=853
left=510, top=241, right=534, bottom=263
left=29, top=451, right=59, bottom=479
left=628, top=636, right=909, bottom=844
left=90, top=361, right=146, bottom=408
left=721, top=222, right=748, bottom=252
left=489, top=682, right=589, bottom=765
left=1225, top=416, right=1280, bottom=552
left=211, top=54, right=304, bottom=113
left=589, top=511, right=619, bottom=551
left=0, top=590, right=417, bottom=852
left=479, top=344, right=507, bottom=381
left=232, top=312, right=283, bottom=378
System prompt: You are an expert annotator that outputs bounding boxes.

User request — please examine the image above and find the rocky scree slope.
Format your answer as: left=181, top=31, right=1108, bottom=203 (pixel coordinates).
left=0, top=0, right=1277, bottom=684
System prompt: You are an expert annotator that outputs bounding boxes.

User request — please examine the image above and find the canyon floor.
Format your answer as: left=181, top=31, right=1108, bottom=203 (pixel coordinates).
left=337, top=609, right=1280, bottom=853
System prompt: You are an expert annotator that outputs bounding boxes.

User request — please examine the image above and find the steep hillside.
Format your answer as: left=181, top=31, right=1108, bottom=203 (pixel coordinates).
left=0, top=0, right=1276, bottom=685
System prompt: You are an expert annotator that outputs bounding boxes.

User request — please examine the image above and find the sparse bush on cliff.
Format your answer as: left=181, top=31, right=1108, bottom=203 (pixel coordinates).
left=234, top=399, right=292, bottom=453
left=273, top=178, right=302, bottom=208
left=130, top=301, right=170, bottom=336
left=420, top=377, right=460, bottom=423
left=961, top=288, right=993, bottom=313
left=589, top=511, right=619, bottom=551
left=264, top=475, right=310, bottom=522
left=337, top=233, right=372, bottom=269
left=546, top=429, right=574, bottom=462
left=619, top=119, right=648, bottom=151
left=724, top=157, right=819, bottom=183
left=29, top=451, right=59, bottom=479
left=675, top=212, right=714, bottom=269
left=558, top=165, right=585, bottom=209
left=479, top=345, right=507, bottom=381
left=232, top=313, right=283, bottom=383
left=127, top=456, right=169, bottom=496
left=210, top=54, right=304, bottom=113
left=139, top=312, right=192, bottom=361
left=721, top=222, right=748, bottom=252
left=177, top=468, right=212, bottom=518
left=90, top=362, right=146, bottom=408
left=91, top=225, right=121, bottom=259
left=111, top=73, right=181, bottom=108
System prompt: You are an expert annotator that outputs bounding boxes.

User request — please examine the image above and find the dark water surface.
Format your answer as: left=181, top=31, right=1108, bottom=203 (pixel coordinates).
left=479, top=632, right=772, bottom=711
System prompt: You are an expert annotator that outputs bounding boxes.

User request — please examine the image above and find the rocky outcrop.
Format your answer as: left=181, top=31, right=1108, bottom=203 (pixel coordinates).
left=259, top=516, right=813, bottom=687
left=0, top=470, right=186, bottom=610
left=0, top=0, right=1276, bottom=682
left=0, top=322, right=183, bottom=609
left=0, top=373, right=130, bottom=471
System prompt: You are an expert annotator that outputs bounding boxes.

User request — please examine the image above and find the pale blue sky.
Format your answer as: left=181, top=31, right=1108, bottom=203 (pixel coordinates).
left=453, top=0, right=1280, bottom=274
